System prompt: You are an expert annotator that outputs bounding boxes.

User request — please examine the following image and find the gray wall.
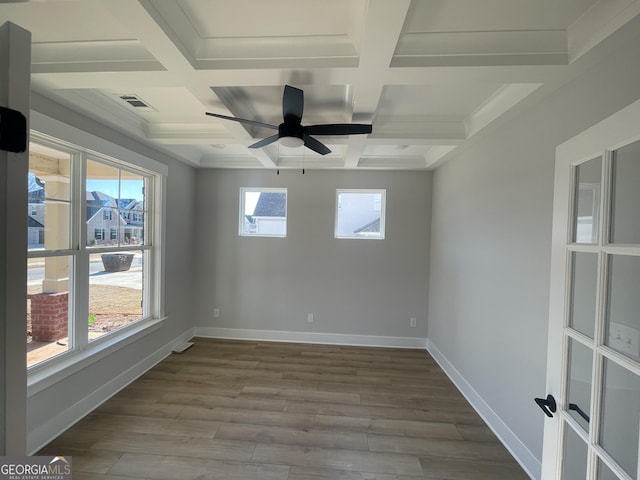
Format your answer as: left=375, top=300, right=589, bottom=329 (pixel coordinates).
left=24, top=95, right=197, bottom=452
left=428, top=23, right=640, bottom=471
left=194, top=169, right=431, bottom=340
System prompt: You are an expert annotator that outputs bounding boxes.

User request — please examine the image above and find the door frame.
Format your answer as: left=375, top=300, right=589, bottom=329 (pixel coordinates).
left=542, top=97, right=640, bottom=479
left=0, top=21, right=30, bottom=456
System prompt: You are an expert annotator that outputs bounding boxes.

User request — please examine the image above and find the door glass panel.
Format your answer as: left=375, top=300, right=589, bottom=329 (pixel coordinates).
left=597, top=459, right=620, bottom=480
left=610, top=140, right=640, bottom=244
left=562, top=425, right=588, bottom=480
left=569, top=252, right=598, bottom=338
left=605, top=255, right=640, bottom=361
left=567, top=338, right=593, bottom=432
left=599, top=359, right=640, bottom=478
left=573, top=157, right=602, bottom=244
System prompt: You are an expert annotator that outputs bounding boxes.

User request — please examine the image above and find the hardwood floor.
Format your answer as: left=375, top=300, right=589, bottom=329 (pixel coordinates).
left=38, top=338, right=530, bottom=480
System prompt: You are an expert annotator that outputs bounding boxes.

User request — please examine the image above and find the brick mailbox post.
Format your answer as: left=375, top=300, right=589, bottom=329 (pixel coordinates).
left=28, top=291, right=69, bottom=342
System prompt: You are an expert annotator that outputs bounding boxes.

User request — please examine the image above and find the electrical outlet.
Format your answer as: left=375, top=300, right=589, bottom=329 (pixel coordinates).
left=410, top=317, right=417, bottom=328
left=213, top=308, right=220, bottom=319
left=307, top=313, right=314, bottom=323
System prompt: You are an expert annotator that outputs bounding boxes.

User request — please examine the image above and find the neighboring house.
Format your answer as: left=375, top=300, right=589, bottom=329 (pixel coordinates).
left=247, top=192, right=286, bottom=235
left=27, top=173, right=45, bottom=248
left=27, top=172, right=144, bottom=248
left=86, top=191, right=125, bottom=246
left=119, top=199, right=144, bottom=244
left=27, top=216, right=44, bottom=246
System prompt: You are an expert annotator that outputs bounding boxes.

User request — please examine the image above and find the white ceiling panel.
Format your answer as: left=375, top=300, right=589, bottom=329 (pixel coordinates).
left=402, top=0, right=600, bottom=32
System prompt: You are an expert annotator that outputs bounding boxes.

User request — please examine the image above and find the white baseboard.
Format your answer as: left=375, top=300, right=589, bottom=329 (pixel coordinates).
left=194, top=326, right=427, bottom=349
left=27, top=327, right=196, bottom=454
left=426, top=339, right=540, bottom=480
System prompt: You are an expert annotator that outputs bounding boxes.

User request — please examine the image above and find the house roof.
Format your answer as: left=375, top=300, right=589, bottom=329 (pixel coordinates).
left=354, top=217, right=381, bottom=234
left=28, top=216, right=44, bottom=228
left=28, top=173, right=44, bottom=193
left=253, top=192, right=286, bottom=217
left=87, top=191, right=117, bottom=207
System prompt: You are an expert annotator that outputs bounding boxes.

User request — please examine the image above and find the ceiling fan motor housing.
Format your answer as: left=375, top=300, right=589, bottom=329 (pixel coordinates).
left=279, top=122, right=304, bottom=140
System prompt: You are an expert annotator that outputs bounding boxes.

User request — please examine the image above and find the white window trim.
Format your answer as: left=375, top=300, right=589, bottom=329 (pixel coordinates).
left=27, top=316, right=165, bottom=396
left=335, top=188, right=386, bottom=240
left=239, top=187, right=288, bottom=238
left=26, top=121, right=167, bottom=385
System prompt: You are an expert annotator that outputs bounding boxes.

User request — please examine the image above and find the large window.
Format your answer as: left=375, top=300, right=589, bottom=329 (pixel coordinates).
left=27, top=136, right=162, bottom=369
left=239, top=188, right=287, bottom=237
left=335, top=189, right=386, bottom=239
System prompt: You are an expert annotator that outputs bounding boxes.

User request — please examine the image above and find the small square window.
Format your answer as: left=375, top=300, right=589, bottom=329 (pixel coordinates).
left=94, top=228, right=105, bottom=240
left=239, top=188, right=287, bottom=237
left=103, top=209, right=112, bottom=220
left=335, top=189, right=386, bottom=240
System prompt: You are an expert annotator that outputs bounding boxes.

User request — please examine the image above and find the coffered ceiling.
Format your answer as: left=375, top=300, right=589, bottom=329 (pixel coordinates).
left=2, top=0, right=640, bottom=170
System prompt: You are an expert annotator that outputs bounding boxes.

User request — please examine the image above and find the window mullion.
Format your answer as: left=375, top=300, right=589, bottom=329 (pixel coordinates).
left=74, top=153, right=89, bottom=350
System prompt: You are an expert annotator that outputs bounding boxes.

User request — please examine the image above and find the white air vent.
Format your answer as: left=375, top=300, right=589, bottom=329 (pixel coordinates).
left=117, top=94, right=156, bottom=112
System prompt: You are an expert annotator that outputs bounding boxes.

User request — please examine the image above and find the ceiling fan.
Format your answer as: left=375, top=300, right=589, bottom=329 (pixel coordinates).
left=206, top=85, right=372, bottom=155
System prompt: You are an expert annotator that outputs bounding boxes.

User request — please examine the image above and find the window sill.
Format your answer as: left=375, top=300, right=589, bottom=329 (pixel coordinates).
left=27, top=316, right=166, bottom=397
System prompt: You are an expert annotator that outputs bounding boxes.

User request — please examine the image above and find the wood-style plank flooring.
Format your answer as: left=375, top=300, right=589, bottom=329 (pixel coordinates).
left=38, top=338, right=529, bottom=479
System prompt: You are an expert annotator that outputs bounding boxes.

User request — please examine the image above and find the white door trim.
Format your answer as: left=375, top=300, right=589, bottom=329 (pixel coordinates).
left=0, top=21, right=31, bottom=455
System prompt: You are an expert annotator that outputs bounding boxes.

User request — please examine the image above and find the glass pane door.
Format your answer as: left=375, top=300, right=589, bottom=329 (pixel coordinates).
left=558, top=140, right=640, bottom=480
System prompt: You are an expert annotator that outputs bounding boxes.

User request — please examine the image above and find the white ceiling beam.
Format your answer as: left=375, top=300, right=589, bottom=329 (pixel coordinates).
left=98, top=0, right=194, bottom=72
left=344, top=140, right=367, bottom=169
left=31, top=63, right=569, bottom=92
left=423, top=146, right=457, bottom=169
left=358, top=157, right=429, bottom=170
left=568, top=0, right=640, bottom=63
left=246, top=145, right=278, bottom=169
left=465, top=83, right=542, bottom=138
left=344, top=0, right=411, bottom=167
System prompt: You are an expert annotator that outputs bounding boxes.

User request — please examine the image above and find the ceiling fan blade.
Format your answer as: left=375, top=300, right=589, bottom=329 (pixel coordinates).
left=303, top=134, right=331, bottom=155
left=205, top=112, right=278, bottom=130
left=248, top=134, right=279, bottom=149
left=283, top=85, right=304, bottom=124
left=304, top=124, right=372, bottom=136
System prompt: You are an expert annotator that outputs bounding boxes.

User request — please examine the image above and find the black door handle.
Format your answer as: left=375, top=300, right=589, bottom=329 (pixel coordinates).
left=535, top=394, right=557, bottom=418
left=569, top=403, right=590, bottom=423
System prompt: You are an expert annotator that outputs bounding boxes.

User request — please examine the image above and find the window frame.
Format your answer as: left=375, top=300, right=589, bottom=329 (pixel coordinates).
left=334, top=188, right=386, bottom=240
left=238, top=187, right=288, bottom=238
left=26, top=129, right=167, bottom=388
